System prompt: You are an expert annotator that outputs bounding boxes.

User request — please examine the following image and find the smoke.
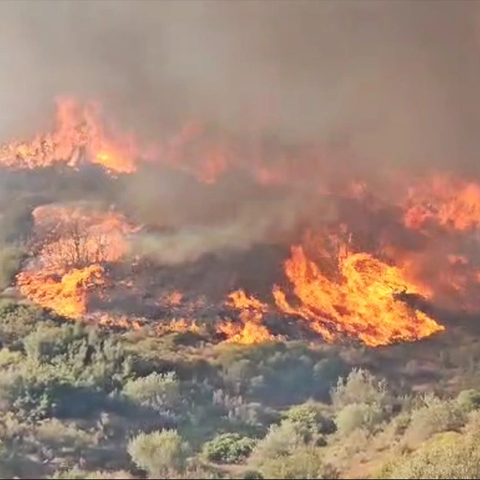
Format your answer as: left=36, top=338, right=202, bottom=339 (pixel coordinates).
left=1, top=1, right=480, bottom=263
left=129, top=186, right=337, bottom=265
left=0, top=1, right=479, bottom=163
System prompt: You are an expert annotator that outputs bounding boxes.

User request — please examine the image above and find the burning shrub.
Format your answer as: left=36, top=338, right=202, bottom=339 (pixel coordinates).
left=127, top=429, right=190, bottom=478
left=202, top=433, right=257, bottom=464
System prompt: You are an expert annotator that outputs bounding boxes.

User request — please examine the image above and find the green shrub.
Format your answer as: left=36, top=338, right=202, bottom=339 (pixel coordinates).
left=331, top=369, right=390, bottom=411
left=0, top=247, right=25, bottom=291
left=456, top=389, right=480, bottom=413
left=51, top=467, right=133, bottom=479
left=242, top=470, right=264, bottom=479
left=405, top=395, right=466, bottom=444
left=123, top=372, right=181, bottom=414
left=336, top=402, right=385, bottom=436
left=0, top=301, right=50, bottom=347
left=378, top=432, right=480, bottom=479
left=202, top=433, right=257, bottom=464
left=258, top=446, right=339, bottom=479
left=250, top=420, right=305, bottom=469
left=127, top=429, right=189, bottom=477
left=283, top=402, right=336, bottom=436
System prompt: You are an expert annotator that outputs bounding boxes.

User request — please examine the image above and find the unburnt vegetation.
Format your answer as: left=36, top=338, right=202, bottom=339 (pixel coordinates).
left=0, top=301, right=477, bottom=479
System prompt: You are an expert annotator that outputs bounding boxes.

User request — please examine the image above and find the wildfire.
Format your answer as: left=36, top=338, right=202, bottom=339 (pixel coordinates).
left=16, top=203, right=136, bottom=320
left=404, top=175, right=480, bottom=232
left=17, top=264, right=105, bottom=319
left=219, top=290, right=275, bottom=345
left=0, top=98, right=141, bottom=174
left=273, top=245, right=444, bottom=347
left=7, top=97, right=480, bottom=348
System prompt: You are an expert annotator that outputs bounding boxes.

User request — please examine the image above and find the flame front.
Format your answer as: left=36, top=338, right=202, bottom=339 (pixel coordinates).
left=16, top=204, right=135, bottom=320
left=17, top=264, right=105, bottom=319
left=273, top=245, right=443, bottom=347
left=7, top=97, right=480, bottom=348
left=219, top=290, right=275, bottom=345
left=0, top=98, right=140, bottom=174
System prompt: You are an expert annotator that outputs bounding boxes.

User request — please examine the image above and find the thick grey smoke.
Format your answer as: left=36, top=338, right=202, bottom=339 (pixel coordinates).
left=1, top=1, right=480, bottom=263
left=0, top=1, right=479, bottom=166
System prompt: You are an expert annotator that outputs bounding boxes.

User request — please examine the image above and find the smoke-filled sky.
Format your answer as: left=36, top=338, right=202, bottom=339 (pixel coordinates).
left=1, top=0, right=480, bottom=172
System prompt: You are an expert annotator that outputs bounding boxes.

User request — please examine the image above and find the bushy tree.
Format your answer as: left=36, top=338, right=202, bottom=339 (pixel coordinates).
left=378, top=431, right=480, bottom=479
left=456, top=389, right=480, bottom=413
left=283, top=402, right=336, bottom=436
left=202, top=433, right=257, bottom=464
left=335, top=402, right=385, bottom=436
left=258, top=446, right=338, bottom=479
left=123, top=372, right=181, bottom=414
left=127, top=429, right=189, bottom=477
left=331, top=369, right=390, bottom=410
left=404, top=395, right=466, bottom=445
left=250, top=420, right=305, bottom=469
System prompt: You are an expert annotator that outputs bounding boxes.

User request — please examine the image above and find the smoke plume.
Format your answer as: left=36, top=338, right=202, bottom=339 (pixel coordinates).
left=1, top=1, right=479, bottom=263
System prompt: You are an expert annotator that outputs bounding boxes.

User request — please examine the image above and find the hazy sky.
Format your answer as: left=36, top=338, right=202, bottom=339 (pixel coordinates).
left=0, top=1, right=479, bottom=172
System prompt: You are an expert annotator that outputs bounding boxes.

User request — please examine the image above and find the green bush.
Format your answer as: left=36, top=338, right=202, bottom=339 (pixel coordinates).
left=331, top=369, right=390, bottom=411
left=283, top=402, right=336, bottom=436
left=0, top=247, right=25, bottom=291
left=242, top=470, right=264, bottom=479
left=123, top=371, right=181, bottom=414
left=0, top=301, right=50, bottom=347
left=127, top=429, right=189, bottom=477
left=250, top=420, right=305, bottom=468
left=405, top=395, right=466, bottom=445
left=335, top=402, right=385, bottom=436
left=50, top=467, right=133, bottom=479
left=456, top=389, right=480, bottom=413
left=258, top=446, right=339, bottom=479
left=202, top=433, right=257, bottom=464
left=378, top=432, right=480, bottom=479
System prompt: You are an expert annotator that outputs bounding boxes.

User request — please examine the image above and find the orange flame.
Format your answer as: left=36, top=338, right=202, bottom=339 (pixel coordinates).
left=404, top=175, right=480, bottom=232
left=219, top=290, right=275, bottom=344
left=6, top=97, right=480, bottom=347
left=16, top=204, right=135, bottom=320
left=17, top=264, right=105, bottom=318
left=273, top=245, right=444, bottom=347
left=0, top=98, right=140, bottom=174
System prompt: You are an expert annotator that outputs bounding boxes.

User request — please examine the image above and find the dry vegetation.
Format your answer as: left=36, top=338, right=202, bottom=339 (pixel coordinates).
left=0, top=169, right=478, bottom=479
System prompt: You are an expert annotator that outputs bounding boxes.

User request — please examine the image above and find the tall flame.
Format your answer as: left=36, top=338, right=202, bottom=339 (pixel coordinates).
left=5, top=97, right=479, bottom=348
left=273, top=245, right=443, bottom=347
left=0, top=98, right=140, bottom=174
left=219, top=290, right=275, bottom=344
left=17, top=264, right=105, bottom=319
